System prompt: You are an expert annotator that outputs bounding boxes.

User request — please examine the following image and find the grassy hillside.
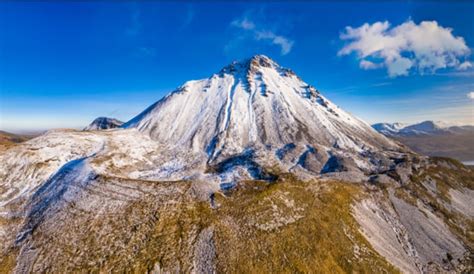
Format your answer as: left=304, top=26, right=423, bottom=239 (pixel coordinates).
left=0, top=177, right=398, bottom=273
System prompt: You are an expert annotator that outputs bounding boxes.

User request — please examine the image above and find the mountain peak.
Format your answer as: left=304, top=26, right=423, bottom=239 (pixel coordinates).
left=403, top=120, right=446, bottom=133
left=219, top=54, right=293, bottom=77
left=84, top=117, right=123, bottom=131
left=249, top=54, right=277, bottom=67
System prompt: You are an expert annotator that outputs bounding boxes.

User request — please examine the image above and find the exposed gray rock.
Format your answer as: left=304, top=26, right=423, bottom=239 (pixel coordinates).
left=193, top=228, right=216, bottom=274
left=389, top=191, right=466, bottom=270
left=369, top=174, right=398, bottom=185
left=449, top=188, right=474, bottom=218
left=353, top=198, right=421, bottom=273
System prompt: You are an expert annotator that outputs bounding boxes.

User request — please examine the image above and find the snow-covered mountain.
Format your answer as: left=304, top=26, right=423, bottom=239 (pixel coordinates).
left=125, top=55, right=392, bottom=152
left=84, top=117, right=123, bottom=131
left=122, top=55, right=399, bottom=181
left=401, top=121, right=447, bottom=135
left=372, top=122, right=406, bottom=135
left=1, top=55, right=473, bottom=273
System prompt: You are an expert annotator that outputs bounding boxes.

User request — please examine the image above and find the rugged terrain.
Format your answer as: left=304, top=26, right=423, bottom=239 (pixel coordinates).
left=0, top=56, right=472, bottom=273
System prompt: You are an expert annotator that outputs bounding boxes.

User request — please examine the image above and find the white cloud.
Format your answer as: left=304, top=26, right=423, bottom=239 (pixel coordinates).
left=180, top=5, right=195, bottom=29
left=339, top=20, right=471, bottom=77
left=232, top=18, right=255, bottom=30
left=125, top=4, right=141, bottom=36
left=468, top=91, right=474, bottom=100
left=459, top=61, right=472, bottom=70
left=255, top=31, right=294, bottom=55
left=231, top=18, right=294, bottom=55
left=359, top=60, right=381, bottom=70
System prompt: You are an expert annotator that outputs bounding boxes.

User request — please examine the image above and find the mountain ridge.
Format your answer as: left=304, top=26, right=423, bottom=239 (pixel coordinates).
left=372, top=120, right=474, bottom=136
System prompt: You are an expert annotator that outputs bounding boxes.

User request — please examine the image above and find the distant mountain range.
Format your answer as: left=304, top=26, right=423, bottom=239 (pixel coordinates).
left=372, top=120, right=474, bottom=136
left=373, top=121, right=474, bottom=162
left=0, top=130, right=38, bottom=152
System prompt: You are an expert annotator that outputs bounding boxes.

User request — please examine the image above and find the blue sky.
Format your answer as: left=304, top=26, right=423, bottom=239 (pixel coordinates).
left=1, top=1, right=473, bottom=132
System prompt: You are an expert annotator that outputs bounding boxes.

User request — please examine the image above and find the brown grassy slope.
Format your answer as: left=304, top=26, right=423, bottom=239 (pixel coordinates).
left=0, top=177, right=398, bottom=273
left=0, top=131, right=38, bottom=152
left=212, top=178, right=398, bottom=273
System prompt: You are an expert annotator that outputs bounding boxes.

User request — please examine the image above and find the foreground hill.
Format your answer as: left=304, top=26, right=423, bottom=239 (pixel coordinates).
left=0, top=56, right=472, bottom=273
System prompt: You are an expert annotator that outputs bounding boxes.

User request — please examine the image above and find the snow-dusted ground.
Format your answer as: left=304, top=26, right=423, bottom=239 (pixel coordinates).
left=0, top=55, right=472, bottom=273
left=0, top=55, right=407, bottom=227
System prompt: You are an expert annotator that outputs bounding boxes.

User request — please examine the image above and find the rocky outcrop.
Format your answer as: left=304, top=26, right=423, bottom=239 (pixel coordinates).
left=84, top=117, right=123, bottom=131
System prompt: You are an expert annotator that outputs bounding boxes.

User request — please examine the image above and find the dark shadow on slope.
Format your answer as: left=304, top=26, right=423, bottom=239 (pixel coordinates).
left=275, top=143, right=296, bottom=160
left=207, top=149, right=278, bottom=182
left=320, top=155, right=359, bottom=174
left=15, top=157, right=96, bottom=244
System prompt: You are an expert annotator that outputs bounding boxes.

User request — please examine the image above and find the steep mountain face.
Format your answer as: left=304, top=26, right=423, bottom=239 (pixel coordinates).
left=84, top=117, right=123, bottom=131
left=0, top=56, right=473, bottom=273
left=125, top=55, right=391, bottom=151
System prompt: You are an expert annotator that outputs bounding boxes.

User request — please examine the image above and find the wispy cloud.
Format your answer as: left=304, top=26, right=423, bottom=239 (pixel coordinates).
left=230, top=16, right=294, bottom=55
left=359, top=60, right=381, bottom=70
left=125, top=3, right=141, bottom=36
left=325, top=81, right=392, bottom=95
left=136, top=47, right=156, bottom=57
left=459, top=61, right=472, bottom=70
left=180, top=5, right=195, bottom=29
left=409, top=104, right=474, bottom=126
left=232, top=18, right=255, bottom=30
left=338, top=20, right=472, bottom=77
left=468, top=91, right=474, bottom=100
